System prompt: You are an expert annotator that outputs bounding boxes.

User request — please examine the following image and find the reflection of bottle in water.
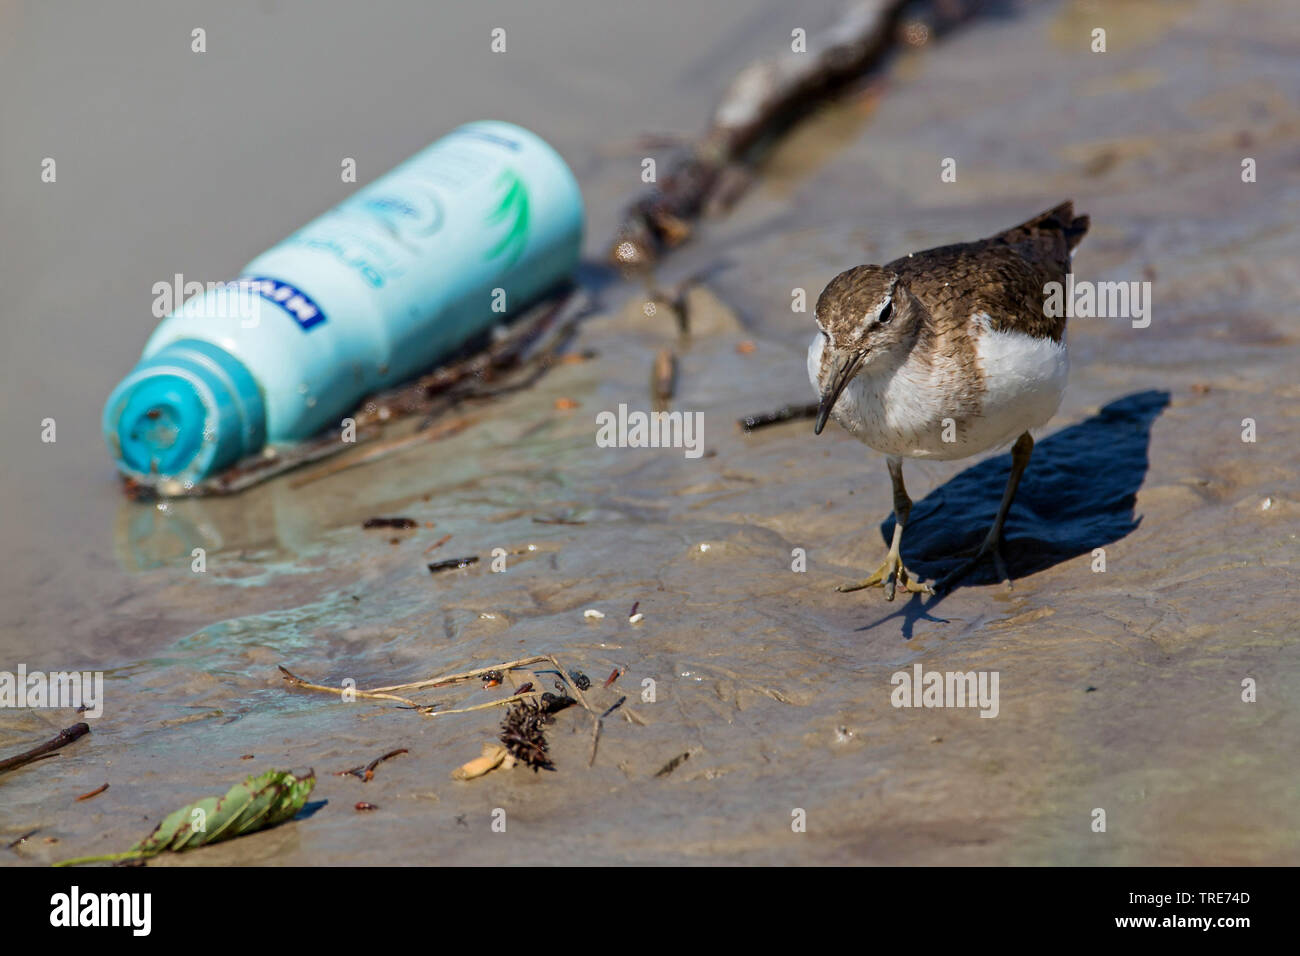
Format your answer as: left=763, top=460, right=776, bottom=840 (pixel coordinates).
left=103, top=121, right=583, bottom=485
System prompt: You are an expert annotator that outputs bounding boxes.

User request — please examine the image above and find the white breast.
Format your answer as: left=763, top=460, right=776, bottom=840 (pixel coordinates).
left=807, top=319, right=1068, bottom=461
left=972, top=322, right=1069, bottom=446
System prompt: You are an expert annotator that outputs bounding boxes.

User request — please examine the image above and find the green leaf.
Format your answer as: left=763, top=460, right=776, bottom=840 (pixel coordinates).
left=54, top=769, right=314, bottom=866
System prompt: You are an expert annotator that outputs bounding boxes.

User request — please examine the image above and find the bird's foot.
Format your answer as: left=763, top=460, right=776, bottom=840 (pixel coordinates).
left=835, top=551, right=932, bottom=601
left=933, top=538, right=1011, bottom=594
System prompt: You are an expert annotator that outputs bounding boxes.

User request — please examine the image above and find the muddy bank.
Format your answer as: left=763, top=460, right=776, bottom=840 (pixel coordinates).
left=3, top=0, right=1299, bottom=865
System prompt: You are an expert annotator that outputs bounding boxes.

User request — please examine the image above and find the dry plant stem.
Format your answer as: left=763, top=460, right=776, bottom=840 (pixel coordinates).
left=367, top=656, right=552, bottom=694
left=277, top=666, right=421, bottom=707
left=416, top=693, right=530, bottom=718
left=589, top=719, right=604, bottom=767
left=280, top=653, right=608, bottom=749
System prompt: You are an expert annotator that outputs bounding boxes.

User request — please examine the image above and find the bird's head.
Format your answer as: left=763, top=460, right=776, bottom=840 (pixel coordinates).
left=811, top=265, right=921, bottom=434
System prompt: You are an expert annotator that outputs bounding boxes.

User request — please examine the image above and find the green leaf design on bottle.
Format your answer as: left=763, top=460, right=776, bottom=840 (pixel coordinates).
left=486, top=168, right=530, bottom=265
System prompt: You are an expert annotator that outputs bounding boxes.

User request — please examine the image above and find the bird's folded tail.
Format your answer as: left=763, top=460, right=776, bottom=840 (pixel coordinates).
left=998, top=200, right=1090, bottom=252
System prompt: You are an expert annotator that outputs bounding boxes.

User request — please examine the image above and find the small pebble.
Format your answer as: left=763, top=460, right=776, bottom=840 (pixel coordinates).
left=583, top=609, right=605, bottom=621
left=629, top=613, right=644, bottom=624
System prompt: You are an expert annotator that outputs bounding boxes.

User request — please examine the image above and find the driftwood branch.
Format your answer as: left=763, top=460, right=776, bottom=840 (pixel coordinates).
left=0, top=722, right=91, bottom=775
left=609, top=0, right=986, bottom=270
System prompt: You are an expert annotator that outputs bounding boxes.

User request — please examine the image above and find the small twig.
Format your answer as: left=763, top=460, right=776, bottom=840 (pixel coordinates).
left=367, top=655, right=551, bottom=694
left=427, top=555, right=479, bottom=574
left=414, top=693, right=529, bottom=718
left=655, top=751, right=693, bottom=778
left=74, top=783, right=110, bottom=802
left=7, top=828, right=40, bottom=848
left=589, top=696, right=629, bottom=768
left=651, top=347, right=677, bottom=411
left=335, top=748, right=409, bottom=781
left=423, top=533, right=453, bottom=554
left=738, top=402, right=820, bottom=433
left=0, top=723, right=90, bottom=775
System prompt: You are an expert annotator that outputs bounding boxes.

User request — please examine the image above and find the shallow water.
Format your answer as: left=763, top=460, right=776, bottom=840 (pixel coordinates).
left=2, top=0, right=1298, bottom=864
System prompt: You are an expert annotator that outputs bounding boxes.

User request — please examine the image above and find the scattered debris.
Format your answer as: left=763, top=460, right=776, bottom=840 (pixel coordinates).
left=363, top=517, right=417, bottom=529
left=604, top=668, right=623, bottom=688
left=0, top=722, right=91, bottom=775
left=629, top=612, right=645, bottom=625
left=355, top=802, right=378, bottom=811
left=75, top=783, right=110, bottom=802
left=280, top=653, right=637, bottom=776
left=583, top=608, right=606, bottom=621
left=554, top=397, right=580, bottom=410
left=736, top=340, right=757, bottom=355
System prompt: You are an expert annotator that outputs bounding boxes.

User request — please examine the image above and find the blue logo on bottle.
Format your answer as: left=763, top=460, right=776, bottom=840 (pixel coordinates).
left=239, top=275, right=326, bottom=330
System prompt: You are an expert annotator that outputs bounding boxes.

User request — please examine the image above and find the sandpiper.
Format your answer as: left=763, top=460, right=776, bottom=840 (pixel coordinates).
left=808, top=201, right=1089, bottom=598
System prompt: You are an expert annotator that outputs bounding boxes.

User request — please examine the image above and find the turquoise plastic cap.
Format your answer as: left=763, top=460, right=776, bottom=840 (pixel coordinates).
left=102, top=339, right=266, bottom=483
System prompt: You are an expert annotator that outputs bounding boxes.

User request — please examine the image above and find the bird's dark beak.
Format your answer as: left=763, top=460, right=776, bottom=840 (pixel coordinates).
left=814, top=350, right=864, bottom=435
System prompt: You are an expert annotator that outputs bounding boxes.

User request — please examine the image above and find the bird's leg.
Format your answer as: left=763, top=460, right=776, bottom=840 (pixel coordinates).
left=836, top=456, right=933, bottom=601
left=935, top=431, right=1034, bottom=593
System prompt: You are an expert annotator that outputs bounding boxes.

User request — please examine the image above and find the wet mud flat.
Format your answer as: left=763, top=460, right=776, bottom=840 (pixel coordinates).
left=4, top=0, right=1300, bottom=865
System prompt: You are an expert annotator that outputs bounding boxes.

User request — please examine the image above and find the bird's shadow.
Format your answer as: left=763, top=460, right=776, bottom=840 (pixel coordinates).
left=860, top=389, right=1171, bottom=637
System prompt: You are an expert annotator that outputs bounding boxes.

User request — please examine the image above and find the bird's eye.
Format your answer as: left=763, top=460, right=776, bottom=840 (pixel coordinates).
left=877, top=299, right=893, bottom=324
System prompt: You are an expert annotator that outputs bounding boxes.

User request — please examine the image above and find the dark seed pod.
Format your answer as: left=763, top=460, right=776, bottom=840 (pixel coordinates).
left=499, top=701, right=554, bottom=772
left=568, top=670, right=591, bottom=691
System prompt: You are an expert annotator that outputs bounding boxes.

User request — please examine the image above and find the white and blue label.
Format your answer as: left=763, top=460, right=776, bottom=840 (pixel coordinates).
left=239, top=275, right=326, bottom=330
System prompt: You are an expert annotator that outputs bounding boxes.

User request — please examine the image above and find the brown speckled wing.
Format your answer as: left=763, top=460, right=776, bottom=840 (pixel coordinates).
left=887, top=202, right=1089, bottom=343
